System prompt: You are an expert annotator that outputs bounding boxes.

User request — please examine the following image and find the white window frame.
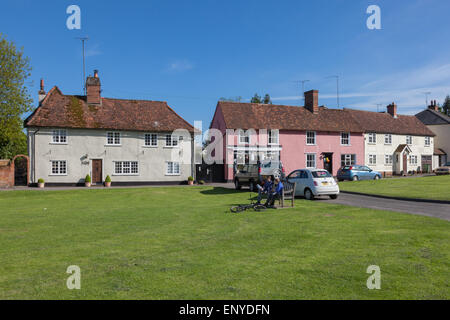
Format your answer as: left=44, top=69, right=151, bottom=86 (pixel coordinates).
left=144, top=133, right=158, bottom=147
left=268, top=130, right=279, bottom=145
left=341, top=132, right=350, bottom=146
left=409, top=155, right=418, bottom=165
left=306, top=131, right=316, bottom=145
left=384, top=134, right=392, bottom=145
left=368, top=154, right=377, bottom=165
left=424, top=136, right=431, bottom=147
left=107, top=132, right=121, bottom=145
left=368, top=133, right=376, bottom=144
left=406, top=135, right=413, bottom=145
left=113, top=161, right=139, bottom=175
left=52, top=129, right=67, bottom=144
left=165, top=134, right=179, bottom=147
left=166, top=161, right=181, bottom=176
left=341, top=154, right=356, bottom=167
left=384, top=154, right=393, bottom=165
left=238, top=130, right=250, bottom=145
left=306, top=153, right=316, bottom=169
left=50, top=160, right=67, bottom=175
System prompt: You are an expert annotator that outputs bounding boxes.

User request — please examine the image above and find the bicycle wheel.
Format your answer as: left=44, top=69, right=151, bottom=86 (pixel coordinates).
left=230, top=206, right=244, bottom=213
left=253, top=204, right=267, bottom=212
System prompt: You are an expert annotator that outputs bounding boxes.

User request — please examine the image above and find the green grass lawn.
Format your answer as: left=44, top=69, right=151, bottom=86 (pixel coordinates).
left=339, top=175, right=450, bottom=201
left=0, top=187, right=448, bottom=299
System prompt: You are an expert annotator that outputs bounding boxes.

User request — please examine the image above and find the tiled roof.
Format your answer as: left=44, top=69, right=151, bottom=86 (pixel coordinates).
left=216, top=101, right=364, bottom=132
left=345, top=109, right=435, bottom=136
left=24, top=86, right=194, bottom=133
left=434, top=148, right=446, bottom=155
left=415, top=109, right=450, bottom=125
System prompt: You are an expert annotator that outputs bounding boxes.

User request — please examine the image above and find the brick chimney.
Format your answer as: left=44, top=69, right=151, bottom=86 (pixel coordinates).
left=38, top=79, right=46, bottom=105
left=428, top=100, right=438, bottom=111
left=387, top=102, right=397, bottom=118
left=86, top=70, right=101, bottom=104
left=305, top=90, right=319, bottom=114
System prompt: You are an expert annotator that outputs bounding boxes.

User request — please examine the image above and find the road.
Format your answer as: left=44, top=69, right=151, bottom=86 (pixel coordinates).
left=326, top=192, right=450, bottom=221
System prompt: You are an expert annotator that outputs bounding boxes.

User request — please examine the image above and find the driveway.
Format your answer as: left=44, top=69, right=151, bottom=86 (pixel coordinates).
left=327, top=192, right=450, bottom=221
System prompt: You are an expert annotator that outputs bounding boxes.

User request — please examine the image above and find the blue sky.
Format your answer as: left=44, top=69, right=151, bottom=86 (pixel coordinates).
left=1, top=0, right=450, bottom=131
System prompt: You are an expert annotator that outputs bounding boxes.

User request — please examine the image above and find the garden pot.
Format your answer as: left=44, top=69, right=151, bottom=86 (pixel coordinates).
left=188, top=180, right=194, bottom=185
left=85, top=182, right=91, bottom=187
left=38, top=183, right=45, bottom=188
left=105, top=182, right=111, bottom=188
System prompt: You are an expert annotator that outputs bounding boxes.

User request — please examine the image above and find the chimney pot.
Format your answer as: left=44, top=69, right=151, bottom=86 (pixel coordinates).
left=304, top=90, right=319, bottom=114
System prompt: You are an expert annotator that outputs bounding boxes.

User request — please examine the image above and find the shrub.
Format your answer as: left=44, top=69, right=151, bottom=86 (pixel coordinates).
left=38, top=178, right=44, bottom=184
left=198, top=180, right=205, bottom=185
left=85, top=174, right=91, bottom=183
left=188, top=176, right=194, bottom=181
left=105, top=175, right=111, bottom=183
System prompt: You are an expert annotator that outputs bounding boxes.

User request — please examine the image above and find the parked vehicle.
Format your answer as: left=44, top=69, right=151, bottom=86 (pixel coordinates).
left=286, top=169, right=339, bottom=200
left=234, top=160, right=285, bottom=191
left=336, top=165, right=382, bottom=181
left=435, top=162, right=450, bottom=175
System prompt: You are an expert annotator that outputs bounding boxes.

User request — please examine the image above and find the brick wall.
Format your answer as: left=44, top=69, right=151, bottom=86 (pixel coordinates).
left=0, top=160, right=13, bottom=188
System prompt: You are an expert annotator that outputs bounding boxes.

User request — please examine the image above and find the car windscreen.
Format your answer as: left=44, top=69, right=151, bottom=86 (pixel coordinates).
left=312, top=171, right=332, bottom=178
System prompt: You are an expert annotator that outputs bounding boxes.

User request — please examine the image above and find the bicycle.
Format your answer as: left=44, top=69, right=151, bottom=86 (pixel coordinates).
left=230, top=201, right=267, bottom=213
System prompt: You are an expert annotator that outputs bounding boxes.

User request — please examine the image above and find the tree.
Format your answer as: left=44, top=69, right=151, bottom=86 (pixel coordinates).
left=262, top=94, right=272, bottom=104
left=0, top=34, right=32, bottom=159
left=250, top=93, right=261, bottom=103
left=442, top=95, right=450, bottom=116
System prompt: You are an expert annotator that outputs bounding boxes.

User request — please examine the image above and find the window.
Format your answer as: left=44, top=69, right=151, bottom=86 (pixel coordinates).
left=107, top=132, right=121, bottom=145
left=268, top=130, right=279, bottom=145
left=368, top=133, right=376, bottom=144
left=384, top=154, right=393, bottom=165
left=165, top=134, right=178, bottom=147
left=306, top=131, right=316, bottom=145
left=341, top=132, right=350, bottom=145
left=52, top=129, right=67, bottom=144
left=384, top=134, right=392, bottom=145
left=166, top=161, right=180, bottom=175
left=312, top=171, right=332, bottom=178
left=306, top=153, right=316, bottom=168
left=369, top=154, right=377, bottom=165
left=424, top=136, right=431, bottom=147
left=145, top=133, right=158, bottom=147
left=406, top=135, right=412, bottom=145
left=51, top=160, right=67, bottom=175
left=341, top=154, right=356, bottom=167
left=114, top=161, right=139, bottom=175
left=238, top=130, right=249, bottom=144
left=409, top=155, right=418, bottom=165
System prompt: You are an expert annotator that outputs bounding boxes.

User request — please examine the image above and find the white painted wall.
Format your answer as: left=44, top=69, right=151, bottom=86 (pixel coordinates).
left=364, top=133, right=434, bottom=174
left=27, top=127, right=194, bottom=184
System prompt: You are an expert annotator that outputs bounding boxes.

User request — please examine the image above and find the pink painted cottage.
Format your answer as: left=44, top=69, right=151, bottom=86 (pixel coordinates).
left=209, top=90, right=365, bottom=181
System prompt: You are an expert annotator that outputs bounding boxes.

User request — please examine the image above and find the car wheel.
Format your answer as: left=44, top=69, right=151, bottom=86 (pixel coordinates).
left=352, top=175, right=359, bottom=181
left=249, top=180, right=255, bottom=192
left=374, top=175, right=380, bottom=180
left=234, top=179, right=241, bottom=190
left=304, top=188, right=314, bottom=200
left=329, top=194, right=338, bottom=200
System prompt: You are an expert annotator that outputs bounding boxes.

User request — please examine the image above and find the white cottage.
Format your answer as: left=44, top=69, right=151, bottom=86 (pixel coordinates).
left=24, top=71, right=195, bottom=186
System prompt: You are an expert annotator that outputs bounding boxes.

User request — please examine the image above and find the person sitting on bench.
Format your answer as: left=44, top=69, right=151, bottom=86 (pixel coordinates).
left=256, top=176, right=273, bottom=204
left=265, top=177, right=283, bottom=207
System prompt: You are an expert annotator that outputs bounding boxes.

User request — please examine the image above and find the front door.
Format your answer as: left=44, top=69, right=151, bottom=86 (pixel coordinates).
left=323, top=153, right=333, bottom=174
left=403, top=153, right=407, bottom=174
left=92, top=159, right=103, bottom=184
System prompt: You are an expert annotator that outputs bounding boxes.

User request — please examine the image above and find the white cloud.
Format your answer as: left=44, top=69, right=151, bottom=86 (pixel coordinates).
left=166, top=59, right=194, bottom=72
left=85, top=43, right=102, bottom=57
left=272, top=63, right=450, bottom=115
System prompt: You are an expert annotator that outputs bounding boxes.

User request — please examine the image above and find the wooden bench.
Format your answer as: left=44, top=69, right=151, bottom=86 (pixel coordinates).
left=277, top=181, right=296, bottom=208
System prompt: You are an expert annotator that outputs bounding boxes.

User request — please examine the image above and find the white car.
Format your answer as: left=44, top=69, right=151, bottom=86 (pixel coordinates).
left=286, top=169, right=340, bottom=200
